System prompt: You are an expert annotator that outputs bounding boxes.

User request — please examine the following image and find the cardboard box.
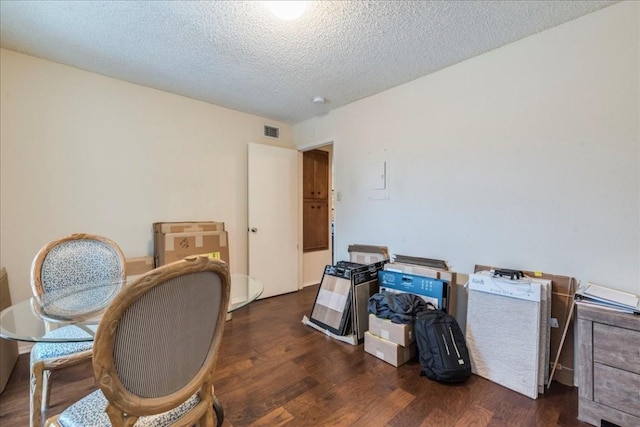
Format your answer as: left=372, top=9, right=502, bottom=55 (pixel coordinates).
left=368, top=313, right=414, bottom=346
left=153, top=222, right=226, bottom=267
left=348, top=244, right=389, bottom=264
left=309, top=274, right=352, bottom=335
left=155, top=230, right=230, bottom=268
left=453, top=273, right=469, bottom=332
left=0, top=268, right=18, bottom=393
left=385, top=262, right=442, bottom=279
left=364, top=331, right=416, bottom=367
left=307, top=261, right=387, bottom=343
left=153, top=221, right=225, bottom=234
left=351, top=279, right=379, bottom=341
left=328, top=261, right=387, bottom=341
left=125, top=256, right=155, bottom=277
left=393, top=255, right=449, bottom=270
left=324, top=260, right=386, bottom=285
left=474, top=264, right=576, bottom=387
left=378, top=270, right=449, bottom=312
left=384, top=262, right=458, bottom=318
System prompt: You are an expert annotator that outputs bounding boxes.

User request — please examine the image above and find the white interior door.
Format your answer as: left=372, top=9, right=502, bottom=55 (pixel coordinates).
left=248, top=142, right=299, bottom=298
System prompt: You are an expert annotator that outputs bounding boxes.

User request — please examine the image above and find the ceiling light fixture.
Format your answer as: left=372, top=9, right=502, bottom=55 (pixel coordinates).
left=266, top=1, right=310, bottom=21
left=312, top=96, right=326, bottom=105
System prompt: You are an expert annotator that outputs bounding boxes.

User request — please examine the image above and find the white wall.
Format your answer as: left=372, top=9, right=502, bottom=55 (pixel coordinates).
left=0, top=48, right=294, bottom=303
left=294, top=2, right=640, bottom=294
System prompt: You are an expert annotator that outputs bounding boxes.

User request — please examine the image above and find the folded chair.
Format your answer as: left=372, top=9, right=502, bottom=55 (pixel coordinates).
left=46, top=255, right=231, bottom=427
left=30, top=233, right=126, bottom=427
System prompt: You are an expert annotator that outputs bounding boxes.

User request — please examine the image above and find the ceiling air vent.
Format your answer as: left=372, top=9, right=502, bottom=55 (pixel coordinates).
left=264, top=125, right=279, bottom=139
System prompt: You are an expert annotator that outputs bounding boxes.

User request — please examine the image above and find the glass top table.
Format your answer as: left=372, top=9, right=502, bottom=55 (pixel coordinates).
left=0, top=273, right=263, bottom=343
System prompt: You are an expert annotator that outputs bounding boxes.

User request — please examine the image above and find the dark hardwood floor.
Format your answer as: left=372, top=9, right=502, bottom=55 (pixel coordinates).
left=0, top=284, right=589, bottom=427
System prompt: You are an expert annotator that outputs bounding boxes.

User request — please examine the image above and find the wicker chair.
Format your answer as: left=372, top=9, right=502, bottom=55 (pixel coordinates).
left=30, top=233, right=126, bottom=427
left=45, top=256, right=230, bottom=427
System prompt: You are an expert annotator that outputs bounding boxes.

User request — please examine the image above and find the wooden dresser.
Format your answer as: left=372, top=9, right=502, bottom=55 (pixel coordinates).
left=577, top=303, right=640, bottom=426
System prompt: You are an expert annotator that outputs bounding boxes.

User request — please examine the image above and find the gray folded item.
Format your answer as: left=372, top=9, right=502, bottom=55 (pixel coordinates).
left=368, top=291, right=426, bottom=324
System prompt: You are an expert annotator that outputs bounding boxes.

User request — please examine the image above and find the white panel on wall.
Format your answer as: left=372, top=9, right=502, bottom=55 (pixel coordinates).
left=367, top=161, right=387, bottom=190
left=367, top=150, right=390, bottom=200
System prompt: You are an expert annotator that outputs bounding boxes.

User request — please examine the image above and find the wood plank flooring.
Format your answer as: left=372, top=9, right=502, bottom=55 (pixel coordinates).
left=0, top=284, right=590, bottom=426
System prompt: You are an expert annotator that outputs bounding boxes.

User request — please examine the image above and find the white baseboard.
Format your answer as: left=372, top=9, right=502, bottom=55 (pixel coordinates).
left=303, top=281, right=320, bottom=288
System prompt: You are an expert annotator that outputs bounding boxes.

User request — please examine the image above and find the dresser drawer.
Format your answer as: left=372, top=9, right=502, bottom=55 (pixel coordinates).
left=594, top=363, right=640, bottom=417
left=593, top=323, right=640, bottom=375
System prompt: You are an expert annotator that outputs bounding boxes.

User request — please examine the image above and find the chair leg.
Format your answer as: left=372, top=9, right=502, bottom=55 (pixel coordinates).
left=42, top=369, right=52, bottom=414
left=213, top=395, right=224, bottom=427
left=30, top=362, right=44, bottom=427
left=200, top=407, right=215, bottom=427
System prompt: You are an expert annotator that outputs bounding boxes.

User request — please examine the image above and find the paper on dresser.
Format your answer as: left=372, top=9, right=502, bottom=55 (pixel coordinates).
left=582, top=282, right=639, bottom=309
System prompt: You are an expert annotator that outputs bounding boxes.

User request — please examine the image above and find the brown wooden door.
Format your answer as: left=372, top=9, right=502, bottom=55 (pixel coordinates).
left=303, top=150, right=329, bottom=199
left=312, top=150, right=329, bottom=199
left=303, top=152, right=316, bottom=199
left=303, top=149, right=330, bottom=252
left=303, top=201, right=329, bottom=251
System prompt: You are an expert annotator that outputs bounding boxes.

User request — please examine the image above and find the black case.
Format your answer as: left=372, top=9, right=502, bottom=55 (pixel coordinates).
left=415, top=305, right=472, bottom=383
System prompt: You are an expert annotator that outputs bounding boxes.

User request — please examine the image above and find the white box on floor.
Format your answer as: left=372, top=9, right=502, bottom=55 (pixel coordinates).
left=364, top=331, right=416, bottom=367
left=466, top=271, right=551, bottom=399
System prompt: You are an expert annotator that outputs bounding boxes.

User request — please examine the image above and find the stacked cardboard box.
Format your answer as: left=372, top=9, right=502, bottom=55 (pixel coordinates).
left=0, top=268, right=18, bottom=393
left=474, top=264, right=577, bottom=387
left=466, top=271, right=552, bottom=399
left=378, top=269, right=450, bottom=313
left=125, top=256, right=155, bottom=277
left=153, top=221, right=230, bottom=268
left=307, top=260, right=386, bottom=344
left=364, top=313, right=416, bottom=367
left=348, top=244, right=389, bottom=265
left=383, top=260, right=457, bottom=317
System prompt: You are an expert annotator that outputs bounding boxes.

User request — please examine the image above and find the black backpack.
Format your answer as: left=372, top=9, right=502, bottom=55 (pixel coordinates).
left=415, top=304, right=472, bottom=383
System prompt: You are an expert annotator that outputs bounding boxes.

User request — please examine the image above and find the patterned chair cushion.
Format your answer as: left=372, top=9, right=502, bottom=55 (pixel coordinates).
left=30, top=325, right=97, bottom=362
left=57, top=390, right=200, bottom=427
left=39, top=286, right=120, bottom=320
left=41, top=240, right=122, bottom=295
left=37, top=239, right=124, bottom=320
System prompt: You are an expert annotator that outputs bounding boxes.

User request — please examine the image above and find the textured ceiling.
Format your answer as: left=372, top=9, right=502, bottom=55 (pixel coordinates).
left=0, top=1, right=618, bottom=124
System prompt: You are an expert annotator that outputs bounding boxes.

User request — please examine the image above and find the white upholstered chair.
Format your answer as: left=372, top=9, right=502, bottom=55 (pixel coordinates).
left=45, top=255, right=231, bottom=427
left=30, top=233, right=126, bottom=427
